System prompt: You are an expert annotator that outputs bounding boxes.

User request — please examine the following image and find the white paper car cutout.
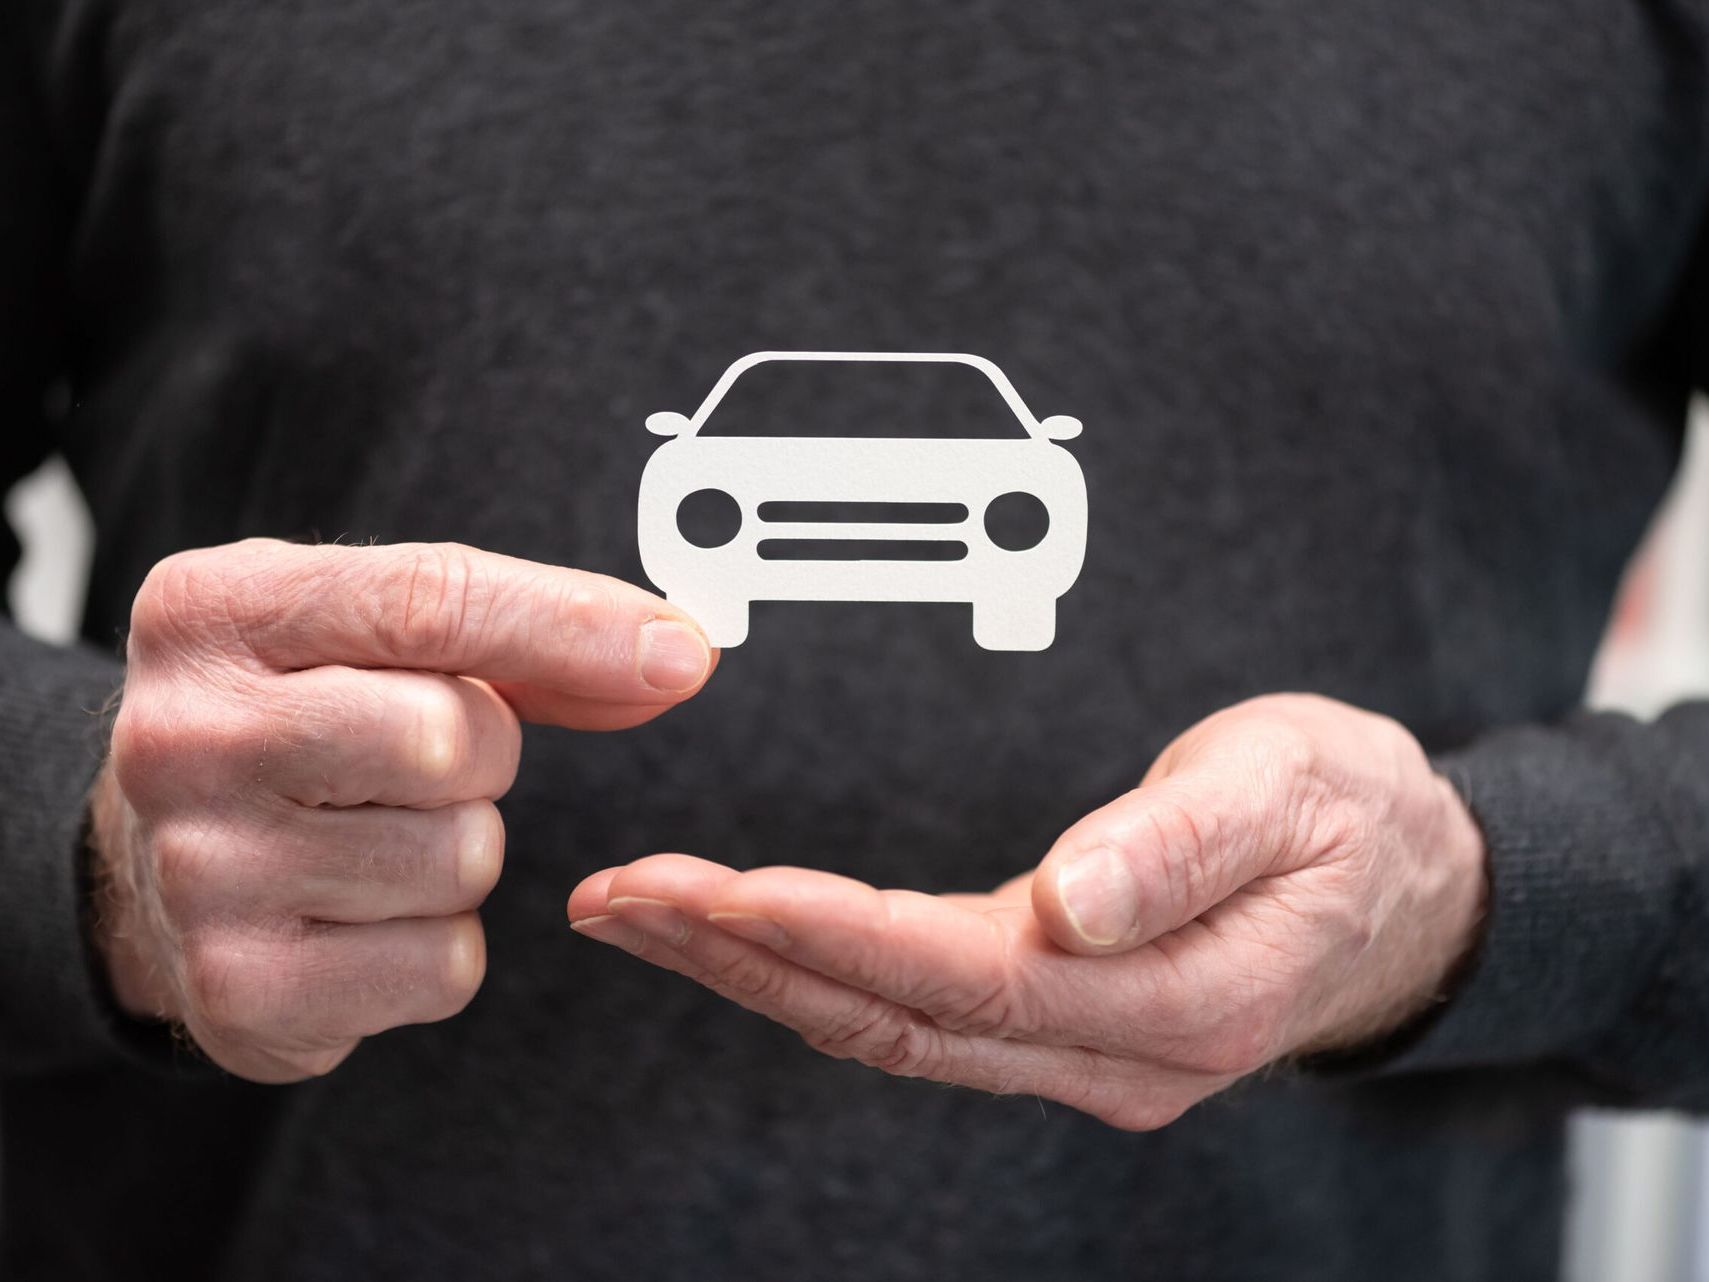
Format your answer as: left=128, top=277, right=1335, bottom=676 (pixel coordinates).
left=636, top=351, right=1087, bottom=651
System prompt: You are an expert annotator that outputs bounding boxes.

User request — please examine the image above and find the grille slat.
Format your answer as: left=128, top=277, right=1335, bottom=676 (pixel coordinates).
left=757, top=539, right=968, bottom=562
left=757, top=501, right=967, bottom=524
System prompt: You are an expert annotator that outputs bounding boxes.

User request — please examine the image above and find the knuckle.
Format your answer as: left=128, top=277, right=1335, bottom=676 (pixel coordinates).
left=1242, top=714, right=1320, bottom=791
left=1128, top=799, right=1214, bottom=909
left=1188, top=1029, right=1271, bottom=1079
left=933, top=932, right=1026, bottom=1037
left=129, top=551, right=205, bottom=649
left=183, top=936, right=275, bottom=1037
left=1161, top=810, right=1210, bottom=906
left=108, top=698, right=183, bottom=802
left=290, top=1041, right=359, bottom=1080
left=1153, top=796, right=1210, bottom=865
left=148, top=820, right=225, bottom=917
left=807, top=1007, right=939, bottom=1078
left=114, top=688, right=293, bottom=804
left=1188, top=991, right=1291, bottom=1077
left=375, top=544, right=486, bottom=665
left=705, top=946, right=792, bottom=1003
left=1099, top=1094, right=1192, bottom=1133
left=801, top=998, right=897, bottom=1060
left=130, top=544, right=269, bottom=659
left=1052, top=1064, right=1195, bottom=1132
left=223, top=1039, right=356, bottom=1085
left=941, top=979, right=1021, bottom=1037
left=1305, top=800, right=1373, bottom=873
left=554, top=576, right=618, bottom=643
left=1200, top=699, right=1317, bottom=780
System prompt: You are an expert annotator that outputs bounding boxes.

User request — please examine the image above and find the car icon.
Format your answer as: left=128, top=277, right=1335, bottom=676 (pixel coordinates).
left=636, top=351, right=1087, bottom=651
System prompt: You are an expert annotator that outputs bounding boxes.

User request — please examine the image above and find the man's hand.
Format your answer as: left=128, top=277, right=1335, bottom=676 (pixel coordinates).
left=567, top=695, right=1486, bottom=1130
left=93, top=538, right=714, bottom=1083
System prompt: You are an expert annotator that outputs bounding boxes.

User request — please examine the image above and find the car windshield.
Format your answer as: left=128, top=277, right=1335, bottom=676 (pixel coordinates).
left=697, top=359, right=1030, bottom=439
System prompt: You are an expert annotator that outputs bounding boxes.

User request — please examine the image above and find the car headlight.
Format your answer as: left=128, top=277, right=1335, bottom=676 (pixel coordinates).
left=677, top=489, right=743, bottom=548
left=983, top=491, right=1050, bottom=551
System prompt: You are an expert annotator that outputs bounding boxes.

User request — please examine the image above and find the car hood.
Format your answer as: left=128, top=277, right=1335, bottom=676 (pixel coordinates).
left=639, top=436, right=1084, bottom=506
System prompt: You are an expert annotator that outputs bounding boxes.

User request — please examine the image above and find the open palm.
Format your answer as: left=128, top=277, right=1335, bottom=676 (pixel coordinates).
left=569, top=695, right=1487, bottom=1130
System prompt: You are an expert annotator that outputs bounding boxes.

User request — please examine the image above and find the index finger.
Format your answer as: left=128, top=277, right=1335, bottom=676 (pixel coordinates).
left=172, top=539, right=716, bottom=718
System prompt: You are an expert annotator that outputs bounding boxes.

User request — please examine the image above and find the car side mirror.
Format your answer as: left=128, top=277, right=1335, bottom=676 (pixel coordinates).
left=646, top=411, right=692, bottom=437
left=1039, top=415, right=1082, bottom=441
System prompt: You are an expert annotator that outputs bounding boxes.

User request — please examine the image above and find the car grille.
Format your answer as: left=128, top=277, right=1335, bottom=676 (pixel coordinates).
left=753, top=500, right=970, bottom=561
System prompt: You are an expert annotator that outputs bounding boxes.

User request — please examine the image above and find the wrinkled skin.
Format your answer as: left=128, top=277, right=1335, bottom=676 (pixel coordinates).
left=94, top=538, right=715, bottom=1083
left=570, top=695, right=1488, bottom=1131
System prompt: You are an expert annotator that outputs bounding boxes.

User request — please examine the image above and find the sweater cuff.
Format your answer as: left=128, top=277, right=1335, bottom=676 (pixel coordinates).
left=1367, top=718, right=1678, bottom=1076
left=0, top=625, right=134, bottom=1073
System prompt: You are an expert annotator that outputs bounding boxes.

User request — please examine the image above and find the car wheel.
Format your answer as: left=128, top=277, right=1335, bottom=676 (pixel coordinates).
left=971, top=598, right=1056, bottom=652
left=670, top=595, right=750, bottom=649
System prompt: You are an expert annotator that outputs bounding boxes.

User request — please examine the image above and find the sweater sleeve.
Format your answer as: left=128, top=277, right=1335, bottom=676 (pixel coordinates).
left=0, top=630, right=128, bottom=1073
left=1371, top=705, right=1709, bottom=1110
left=0, top=13, right=143, bottom=1074
left=1366, top=155, right=1709, bottom=1105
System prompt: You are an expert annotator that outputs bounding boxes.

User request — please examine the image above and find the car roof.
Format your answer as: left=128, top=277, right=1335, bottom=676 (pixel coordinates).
left=685, top=351, right=1048, bottom=437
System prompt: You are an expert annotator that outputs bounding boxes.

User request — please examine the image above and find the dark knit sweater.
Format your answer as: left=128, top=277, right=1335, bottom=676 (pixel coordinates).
left=3, top=2, right=1709, bottom=1278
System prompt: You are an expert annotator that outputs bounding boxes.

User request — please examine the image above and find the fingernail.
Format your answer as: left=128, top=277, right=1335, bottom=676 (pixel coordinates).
left=707, top=912, right=790, bottom=949
left=608, top=896, right=691, bottom=945
left=571, top=914, right=647, bottom=953
left=1056, top=846, right=1139, bottom=947
left=639, top=621, right=711, bottom=693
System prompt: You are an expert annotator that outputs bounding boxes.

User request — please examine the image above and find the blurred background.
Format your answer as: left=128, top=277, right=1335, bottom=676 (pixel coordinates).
left=8, top=409, right=1709, bottom=1279
left=1570, top=406, right=1709, bottom=1282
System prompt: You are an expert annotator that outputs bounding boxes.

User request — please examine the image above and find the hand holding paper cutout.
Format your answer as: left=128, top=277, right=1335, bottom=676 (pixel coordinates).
left=93, top=539, right=715, bottom=1083
left=568, top=695, right=1488, bottom=1129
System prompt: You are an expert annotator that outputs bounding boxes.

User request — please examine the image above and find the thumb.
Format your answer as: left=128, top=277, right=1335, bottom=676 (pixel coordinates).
left=1031, top=760, right=1305, bottom=957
